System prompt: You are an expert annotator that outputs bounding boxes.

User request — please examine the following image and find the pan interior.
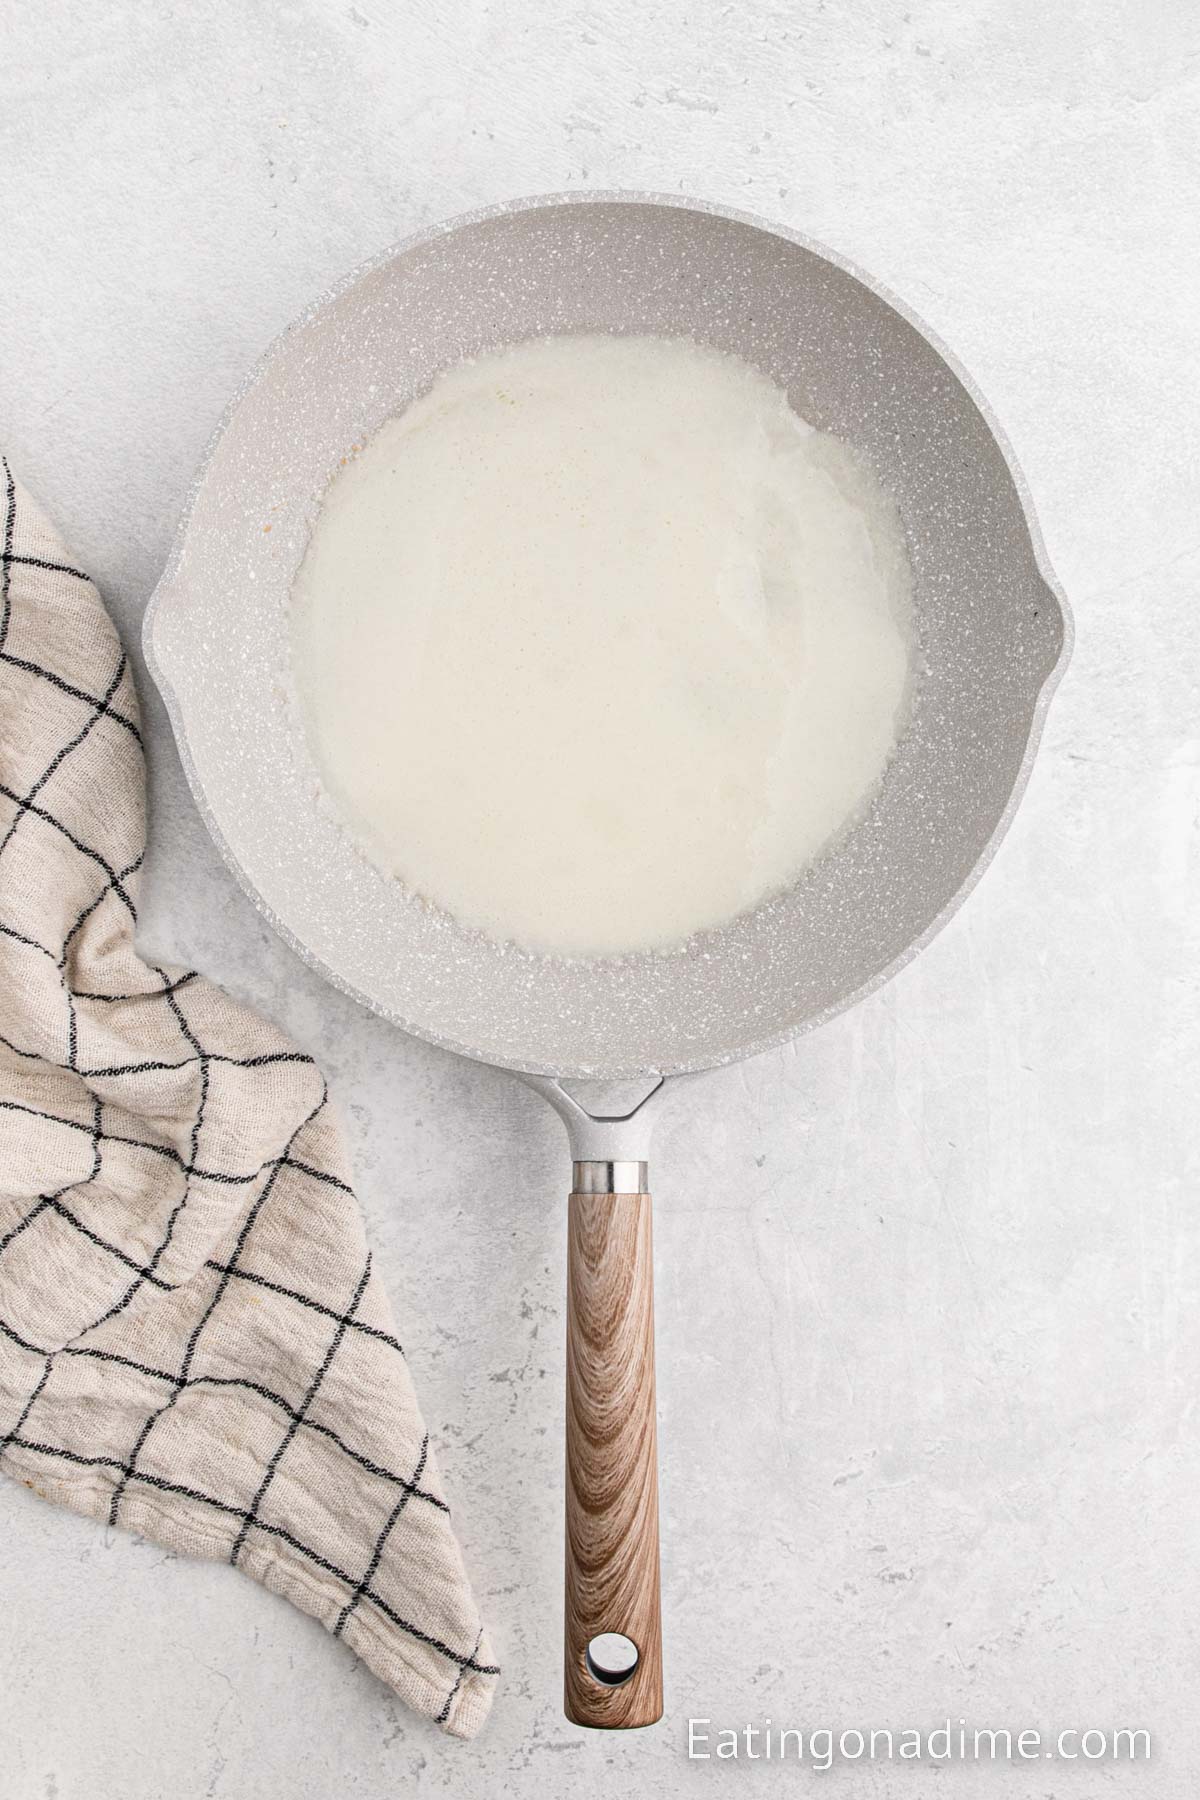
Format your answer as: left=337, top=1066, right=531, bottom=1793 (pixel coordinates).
left=148, top=197, right=1066, bottom=1079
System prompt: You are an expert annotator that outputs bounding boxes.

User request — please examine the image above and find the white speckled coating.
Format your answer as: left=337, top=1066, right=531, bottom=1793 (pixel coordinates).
left=144, top=192, right=1069, bottom=1080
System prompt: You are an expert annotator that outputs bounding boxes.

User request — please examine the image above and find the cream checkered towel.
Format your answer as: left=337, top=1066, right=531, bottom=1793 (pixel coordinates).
left=0, top=465, right=497, bottom=1738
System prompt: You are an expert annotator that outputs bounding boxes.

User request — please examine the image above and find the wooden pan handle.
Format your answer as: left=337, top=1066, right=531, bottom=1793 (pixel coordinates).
left=564, top=1186, right=663, bottom=1728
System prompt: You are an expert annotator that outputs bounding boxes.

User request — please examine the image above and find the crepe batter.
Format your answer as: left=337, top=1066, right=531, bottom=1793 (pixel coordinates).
left=290, top=334, right=914, bottom=957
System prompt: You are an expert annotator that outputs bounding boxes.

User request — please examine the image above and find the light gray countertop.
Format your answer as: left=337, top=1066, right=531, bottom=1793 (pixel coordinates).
left=2, top=3, right=1198, bottom=1795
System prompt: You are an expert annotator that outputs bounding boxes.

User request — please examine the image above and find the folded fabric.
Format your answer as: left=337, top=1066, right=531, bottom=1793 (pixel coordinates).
left=0, top=465, right=497, bottom=1738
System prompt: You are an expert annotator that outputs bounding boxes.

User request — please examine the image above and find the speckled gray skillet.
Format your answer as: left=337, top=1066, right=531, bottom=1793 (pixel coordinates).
left=145, top=193, right=1071, bottom=1726
left=144, top=193, right=1071, bottom=1092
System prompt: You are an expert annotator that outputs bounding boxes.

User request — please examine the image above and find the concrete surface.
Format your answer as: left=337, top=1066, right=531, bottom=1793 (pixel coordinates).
left=2, top=2, right=1199, bottom=1794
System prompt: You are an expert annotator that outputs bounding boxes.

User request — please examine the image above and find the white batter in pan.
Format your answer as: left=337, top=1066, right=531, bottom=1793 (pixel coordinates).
left=290, top=333, right=914, bottom=957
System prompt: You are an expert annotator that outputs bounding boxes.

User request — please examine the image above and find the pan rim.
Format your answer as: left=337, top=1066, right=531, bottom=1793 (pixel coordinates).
left=143, top=189, right=1073, bottom=1082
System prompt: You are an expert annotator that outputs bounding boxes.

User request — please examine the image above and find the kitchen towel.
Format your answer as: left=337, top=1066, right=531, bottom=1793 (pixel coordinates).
left=0, top=465, right=497, bottom=1738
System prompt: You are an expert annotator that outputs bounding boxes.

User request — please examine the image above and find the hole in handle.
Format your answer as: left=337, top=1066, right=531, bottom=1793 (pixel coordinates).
left=585, top=1633, right=640, bottom=1687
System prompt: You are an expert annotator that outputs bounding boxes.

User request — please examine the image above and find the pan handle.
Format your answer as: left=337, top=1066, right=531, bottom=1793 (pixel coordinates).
left=518, top=1075, right=668, bottom=1727
left=565, top=1160, right=662, bottom=1728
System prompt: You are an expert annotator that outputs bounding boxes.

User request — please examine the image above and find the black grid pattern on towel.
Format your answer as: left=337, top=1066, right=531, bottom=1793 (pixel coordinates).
left=0, top=467, right=497, bottom=1719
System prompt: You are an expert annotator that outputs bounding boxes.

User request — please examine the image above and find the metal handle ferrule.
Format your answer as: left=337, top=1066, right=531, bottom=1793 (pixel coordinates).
left=572, top=1160, right=649, bottom=1195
